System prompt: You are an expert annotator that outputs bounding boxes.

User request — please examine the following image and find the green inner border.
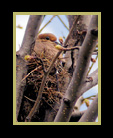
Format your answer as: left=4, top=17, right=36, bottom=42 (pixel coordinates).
left=13, top=12, right=101, bottom=125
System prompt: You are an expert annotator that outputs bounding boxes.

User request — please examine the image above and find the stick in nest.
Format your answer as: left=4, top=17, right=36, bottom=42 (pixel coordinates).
left=21, top=66, right=42, bottom=82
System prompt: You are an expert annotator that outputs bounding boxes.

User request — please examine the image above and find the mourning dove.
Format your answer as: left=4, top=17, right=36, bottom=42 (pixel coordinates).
left=32, top=33, right=65, bottom=63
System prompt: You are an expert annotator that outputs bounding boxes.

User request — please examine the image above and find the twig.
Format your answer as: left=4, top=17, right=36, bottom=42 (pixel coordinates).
left=21, top=66, right=42, bottom=82
left=78, top=94, right=98, bottom=122
left=80, top=69, right=98, bottom=96
left=38, top=15, right=56, bottom=34
left=56, top=46, right=81, bottom=51
left=92, top=51, right=98, bottom=55
left=87, top=55, right=98, bottom=75
left=64, top=15, right=81, bottom=45
left=32, top=49, right=47, bottom=72
left=42, top=97, right=58, bottom=113
left=57, top=15, right=69, bottom=31
left=24, top=95, right=36, bottom=102
left=86, top=95, right=96, bottom=100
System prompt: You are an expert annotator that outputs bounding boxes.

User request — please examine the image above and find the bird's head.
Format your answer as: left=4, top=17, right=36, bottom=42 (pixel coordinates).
left=35, top=33, right=65, bottom=64
left=37, top=33, right=57, bottom=42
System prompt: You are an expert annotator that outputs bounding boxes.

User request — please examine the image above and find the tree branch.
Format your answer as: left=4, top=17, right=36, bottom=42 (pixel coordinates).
left=61, top=15, right=92, bottom=93
left=78, top=94, right=98, bottom=122
left=16, top=15, right=43, bottom=120
left=18, top=15, right=44, bottom=56
left=54, top=15, right=98, bottom=122
left=80, top=69, right=98, bottom=95
left=70, top=110, right=85, bottom=122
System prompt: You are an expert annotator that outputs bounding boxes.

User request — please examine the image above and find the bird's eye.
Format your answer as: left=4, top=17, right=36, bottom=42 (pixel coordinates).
left=46, top=36, right=50, bottom=40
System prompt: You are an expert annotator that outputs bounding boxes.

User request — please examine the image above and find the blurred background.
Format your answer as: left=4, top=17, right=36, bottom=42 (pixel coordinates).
left=16, top=15, right=98, bottom=118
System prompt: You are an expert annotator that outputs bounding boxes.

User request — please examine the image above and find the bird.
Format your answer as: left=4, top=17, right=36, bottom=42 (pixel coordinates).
left=31, top=33, right=65, bottom=63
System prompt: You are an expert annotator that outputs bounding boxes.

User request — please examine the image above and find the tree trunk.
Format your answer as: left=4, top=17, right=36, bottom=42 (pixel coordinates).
left=16, top=15, right=43, bottom=120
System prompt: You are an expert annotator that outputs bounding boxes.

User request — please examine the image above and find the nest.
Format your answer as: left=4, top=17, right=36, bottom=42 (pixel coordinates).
left=18, top=51, right=69, bottom=122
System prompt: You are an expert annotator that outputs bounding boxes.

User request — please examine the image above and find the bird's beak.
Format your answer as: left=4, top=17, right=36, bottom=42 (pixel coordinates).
left=54, top=41, right=61, bottom=45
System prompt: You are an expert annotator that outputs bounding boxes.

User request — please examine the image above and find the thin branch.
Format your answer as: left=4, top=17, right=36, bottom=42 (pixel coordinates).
left=54, top=15, right=98, bottom=122
left=64, top=15, right=81, bottom=45
left=57, top=15, right=69, bottom=31
left=92, top=51, right=98, bottom=55
left=80, top=69, right=98, bottom=96
left=87, top=55, right=98, bottom=75
left=78, top=94, right=98, bottom=122
left=21, top=66, right=42, bottom=82
left=42, top=97, right=58, bottom=113
left=38, top=15, right=56, bottom=34
left=56, top=45, right=81, bottom=51
left=24, top=95, right=36, bottom=102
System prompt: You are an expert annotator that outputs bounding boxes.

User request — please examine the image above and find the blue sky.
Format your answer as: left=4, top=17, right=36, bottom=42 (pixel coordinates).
left=16, top=15, right=98, bottom=113
left=16, top=15, right=69, bottom=51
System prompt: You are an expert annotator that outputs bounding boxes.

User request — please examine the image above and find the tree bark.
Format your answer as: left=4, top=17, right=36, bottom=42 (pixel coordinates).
left=65, top=15, right=92, bottom=69
left=16, top=15, right=43, bottom=120
left=54, top=15, right=98, bottom=122
left=80, top=69, right=98, bottom=95
left=61, top=15, right=92, bottom=93
left=70, top=110, right=85, bottom=122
